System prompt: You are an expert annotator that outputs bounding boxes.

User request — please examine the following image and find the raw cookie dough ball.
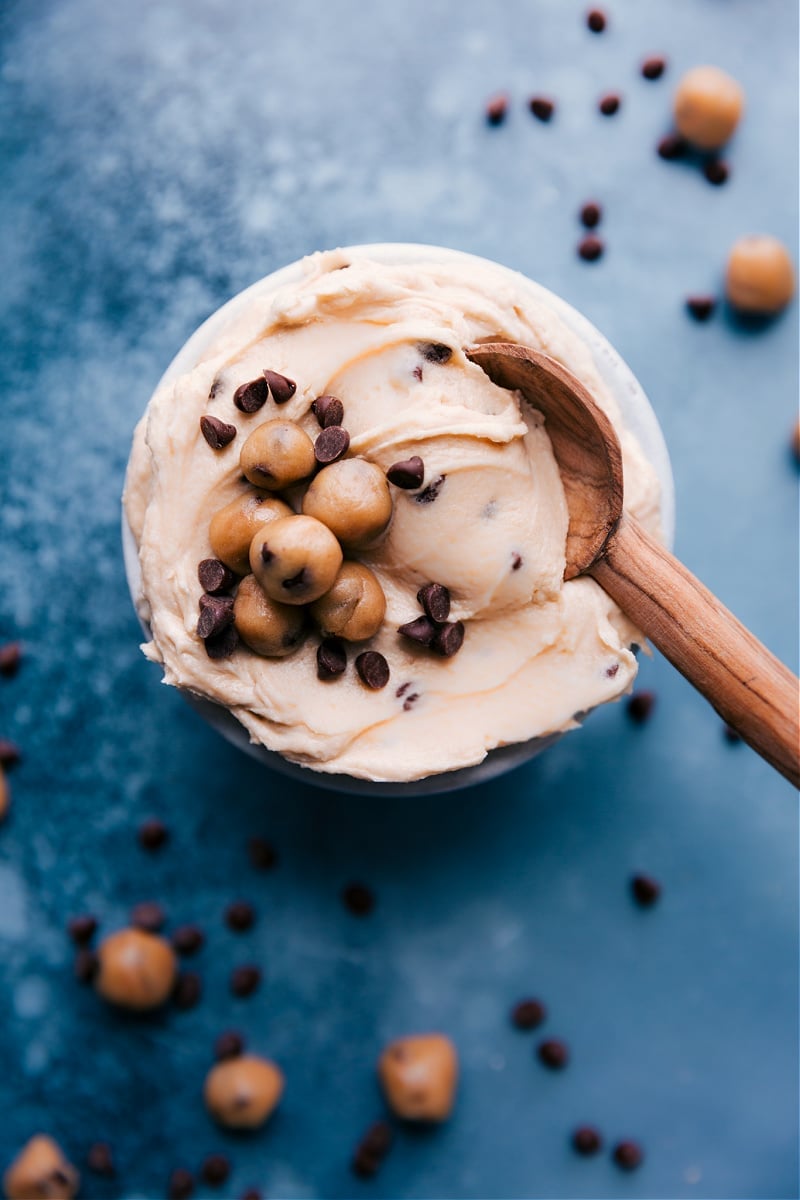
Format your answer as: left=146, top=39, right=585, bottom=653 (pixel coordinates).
left=234, top=575, right=306, bottom=657
left=204, top=1056, right=285, bottom=1130
left=240, top=420, right=315, bottom=491
left=95, top=928, right=177, bottom=1011
left=249, top=514, right=343, bottom=605
left=302, top=459, right=393, bottom=549
left=209, top=493, right=292, bottom=575
left=3, top=1136, right=79, bottom=1200
left=673, top=65, right=743, bottom=149
left=725, top=235, right=796, bottom=314
left=378, top=1034, right=459, bottom=1122
left=309, top=562, right=386, bottom=641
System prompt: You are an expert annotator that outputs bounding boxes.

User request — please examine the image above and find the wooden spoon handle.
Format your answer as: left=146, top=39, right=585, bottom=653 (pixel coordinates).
left=590, top=513, right=799, bottom=787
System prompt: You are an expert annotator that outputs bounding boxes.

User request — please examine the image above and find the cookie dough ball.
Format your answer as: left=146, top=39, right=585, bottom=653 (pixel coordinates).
left=725, top=235, right=796, bottom=314
left=95, top=928, right=177, bottom=1011
left=378, top=1034, right=458, bottom=1122
left=240, top=420, right=315, bottom=491
left=209, top=493, right=292, bottom=575
left=204, top=1055, right=285, bottom=1130
left=309, top=562, right=386, bottom=641
left=234, top=575, right=306, bottom=657
left=249, top=514, right=343, bottom=605
left=673, top=65, right=743, bottom=149
left=3, top=1136, right=79, bottom=1200
left=302, top=459, right=393, bottom=549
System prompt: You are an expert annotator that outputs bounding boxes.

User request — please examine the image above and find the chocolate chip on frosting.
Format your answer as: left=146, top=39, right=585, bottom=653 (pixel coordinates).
left=233, top=377, right=269, bottom=413
left=317, top=637, right=347, bottom=680
left=417, top=582, right=450, bottom=624
left=197, top=595, right=235, bottom=640
left=200, top=415, right=237, bottom=450
left=198, top=558, right=238, bottom=595
left=398, top=616, right=437, bottom=647
left=311, top=394, right=344, bottom=428
left=420, top=342, right=452, bottom=363
left=263, top=369, right=296, bottom=405
left=240, top=419, right=316, bottom=490
left=204, top=624, right=240, bottom=660
left=314, top=425, right=350, bottom=465
left=414, top=474, right=446, bottom=504
left=387, top=456, right=425, bottom=489
left=433, top=621, right=465, bottom=658
left=355, top=650, right=390, bottom=690
left=250, top=514, right=343, bottom=605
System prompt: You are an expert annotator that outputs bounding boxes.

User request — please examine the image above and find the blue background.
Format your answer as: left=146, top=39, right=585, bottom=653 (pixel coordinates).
left=0, top=1, right=797, bottom=1198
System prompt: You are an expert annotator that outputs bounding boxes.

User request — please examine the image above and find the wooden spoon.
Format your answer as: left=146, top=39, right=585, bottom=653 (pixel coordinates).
left=466, top=342, right=799, bottom=788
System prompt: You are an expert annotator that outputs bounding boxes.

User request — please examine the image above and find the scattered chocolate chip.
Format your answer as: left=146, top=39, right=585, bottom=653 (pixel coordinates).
left=433, top=621, right=465, bottom=658
left=225, top=901, right=256, bottom=932
left=417, top=582, right=451, bottom=624
left=131, top=901, right=166, bottom=932
left=351, top=1121, right=393, bottom=1178
left=86, top=1143, right=115, bottom=1176
left=198, top=558, right=238, bottom=595
left=204, top=625, right=240, bottom=661
left=627, top=690, right=656, bottom=723
left=402, top=692, right=420, bottom=712
left=215, top=1029, right=246, bottom=1060
left=168, top=1168, right=195, bottom=1200
left=342, top=883, right=376, bottom=916
left=67, top=914, right=98, bottom=945
left=613, top=1140, right=644, bottom=1170
left=230, top=964, right=262, bottom=997
left=586, top=8, right=606, bottom=32
left=723, top=723, right=742, bottom=743
left=686, top=295, right=717, bottom=322
left=631, top=873, right=661, bottom=907
left=198, top=594, right=235, bottom=640
left=703, top=158, right=729, bottom=186
left=173, top=971, right=203, bottom=1010
left=529, top=96, right=555, bottom=122
left=172, top=924, right=205, bottom=956
left=511, top=998, right=546, bottom=1030
left=387, top=456, right=425, bottom=489
left=579, top=201, right=602, bottom=229
left=398, top=616, right=437, bottom=647
left=572, top=1126, right=603, bottom=1155
left=312, top=394, right=344, bottom=428
left=248, top=836, right=278, bottom=870
left=415, top=474, right=446, bottom=504
left=263, top=369, right=296, bottom=405
left=138, top=817, right=169, bottom=852
left=200, top=415, right=237, bottom=450
left=578, top=234, right=604, bottom=262
left=511, top=552, right=523, bottom=571
left=537, top=1038, right=569, bottom=1069
left=201, top=1155, right=231, bottom=1187
left=657, top=132, right=689, bottom=160
left=420, top=342, right=452, bottom=364
left=485, top=93, right=509, bottom=126
left=598, top=92, right=621, bottom=116
left=233, top=378, right=269, bottom=414
left=314, top=425, right=350, bottom=465
left=0, top=642, right=21, bottom=677
left=0, top=738, right=21, bottom=768
left=641, top=56, right=667, bottom=80
left=74, top=947, right=99, bottom=984
left=317, top=637, right=347, bottom=680
left=355, top=650, right=390, bottom=690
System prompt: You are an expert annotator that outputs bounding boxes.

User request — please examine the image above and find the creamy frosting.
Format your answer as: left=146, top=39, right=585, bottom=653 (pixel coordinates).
left=124, top=250, right=662, bottom=782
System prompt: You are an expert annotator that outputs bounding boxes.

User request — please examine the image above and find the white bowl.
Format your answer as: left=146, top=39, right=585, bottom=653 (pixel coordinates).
left=123, top=243, right=675, bottom=796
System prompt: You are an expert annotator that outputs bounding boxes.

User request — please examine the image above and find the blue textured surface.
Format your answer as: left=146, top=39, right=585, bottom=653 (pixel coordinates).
left=0, top=1, right=797, bottom=1198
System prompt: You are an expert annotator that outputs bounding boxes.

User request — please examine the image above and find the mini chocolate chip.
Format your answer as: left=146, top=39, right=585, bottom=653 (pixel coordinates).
left=415, top=474, right=446, bottom=504
left=724, top=723, right=742, bottom=743
left=586, top=8, right=606, bottom=32
left=312, top=394, right=344, bottom=428
left=0, top=641, right=21, bottom=677
left=641, top=55, right=666, bottom=80
left=572, top=1126, right=603, bottom=1155
left=131, top=901, right=166, bottom=932
left=398, top=616, right=437, bottom=647
left=396, top=681, right=412, bottom=697
left=598, top=92, right=621, bottom=116
left=215, top=1029, right=246, bottom=1060
left=314, top=425, right=350, bottom=464
left=627, top=690, right=656, bottom=723
left=168, top=1168, right=195, bottom=1200
left=208, top=377, right=223, bottom=400
left=87, top=1143, right=115, bottom=1176
left=485, top=93, right=509, bottom=125
left=317, top=637, right=347, bottom=680
left=529, top=96, right=555, bottom=121
left=74, top=947, right=99, bottom=984
left=433, top=621, right=465, bottom=658
left=173, top=971, right=203, bottom=1010
left=417, top=582, right=451, bottom=624
left=631, top=873, right=661, bottom=907
left=67, top=914, right=98, bottom=945
left=198, top=594, right=235, bottom=640
left=233, top=378, right=269, bottom=413
left=225, top=901, right=255, bottom=932
left=402, top=692, right=420, bottom=711
left=412, top=364, right=424, bottom=381
left=537, top=1038, right=569, bottom=1069
left=204, top=624, right=240, bottom=660
left=230, top=964, right=262, bottom=997
left=657, top=132, right=690, bottom=160
left=578, top=234, right=604, bottom=262
left=172, top=924, right=205, bottom=956
left=511, top=552, right=523, bottom=571
left=263, top=369, right=296, bottom=404
left=0, top=738, right=21, bottom=768
left=201, top=1155, right=231, bottom=1187
left=580, top=201, right=602, bottom=229
left=605, top=663, right=620, bottom=677
left=387, top=456, right=425, bottom=489
left=342, top=883, right=376, bottom=916
left=352, top=1121, right=393, bottom=1178
left=420, top=342, right=452, bottom=364
left=248, top=836, right=278, bottom=870
left=686, top=295, right=717, bottom=321
left=198, top=558, right=238, bottom=595
left=511, top=998, right=546, bottom=1030
left=138, top=817, right=169, bottom=851
left=613, top=1140, right=644, bottom=1170
left=703, top=158, right=729, bottom=186
left=200, top=415, right=237, bottom=450
left=355, top=650, right=390, bottom=690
